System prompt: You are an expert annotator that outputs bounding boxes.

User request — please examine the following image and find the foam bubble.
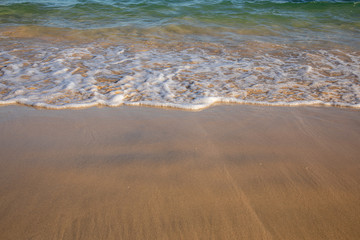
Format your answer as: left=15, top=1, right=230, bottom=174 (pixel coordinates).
left=0, top=40, right=359, bottom=110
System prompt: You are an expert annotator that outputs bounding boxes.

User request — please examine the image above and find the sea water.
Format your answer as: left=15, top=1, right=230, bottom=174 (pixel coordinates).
left=0, top=0, right=359, bottom=109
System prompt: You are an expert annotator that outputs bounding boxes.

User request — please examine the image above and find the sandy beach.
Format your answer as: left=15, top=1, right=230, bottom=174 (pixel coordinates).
left=0, top=104, right=359, bottom=239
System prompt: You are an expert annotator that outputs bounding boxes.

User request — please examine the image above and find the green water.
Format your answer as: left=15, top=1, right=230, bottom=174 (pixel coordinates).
left=0, top=0, right=359, bottom=46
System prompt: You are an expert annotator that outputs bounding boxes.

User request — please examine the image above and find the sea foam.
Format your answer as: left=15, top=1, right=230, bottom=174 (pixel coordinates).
left=0, top=39, right=359, bottom=110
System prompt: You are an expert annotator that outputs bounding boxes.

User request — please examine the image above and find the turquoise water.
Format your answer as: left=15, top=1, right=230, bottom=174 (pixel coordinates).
left=1, top=0, right=359, bottom=45
left=0, top=0, right=359, bottom=109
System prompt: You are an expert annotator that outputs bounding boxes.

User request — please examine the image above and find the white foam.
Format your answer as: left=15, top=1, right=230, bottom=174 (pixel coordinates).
left=0, top=41, right=359, bottom=110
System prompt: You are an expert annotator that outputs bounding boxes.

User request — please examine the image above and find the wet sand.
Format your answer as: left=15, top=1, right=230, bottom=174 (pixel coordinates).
left=0, top=105, right=359, bottom=240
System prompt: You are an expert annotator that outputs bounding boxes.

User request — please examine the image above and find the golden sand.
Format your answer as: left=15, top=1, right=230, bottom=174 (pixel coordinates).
left=0, top=105, right=359, bottom=239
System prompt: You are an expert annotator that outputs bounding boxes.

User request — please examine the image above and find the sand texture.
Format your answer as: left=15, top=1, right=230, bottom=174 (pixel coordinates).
left=0, top=105, right=359, bottom=239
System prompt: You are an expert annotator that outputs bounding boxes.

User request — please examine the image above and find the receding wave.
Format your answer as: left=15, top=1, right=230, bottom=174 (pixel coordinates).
left=0, top=36, right=359, bottom=110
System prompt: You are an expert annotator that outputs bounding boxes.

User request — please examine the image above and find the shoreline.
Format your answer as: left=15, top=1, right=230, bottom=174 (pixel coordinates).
left=0, top=104, right=360, bottom=239
left=1, top=100, right=360, bottom=112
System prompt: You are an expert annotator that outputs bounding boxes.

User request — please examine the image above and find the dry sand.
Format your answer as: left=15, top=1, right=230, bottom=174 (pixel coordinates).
left=0, top=105, right=359, bottom=240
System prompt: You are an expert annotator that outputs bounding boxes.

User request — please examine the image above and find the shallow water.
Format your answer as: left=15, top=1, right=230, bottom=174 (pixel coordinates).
left=0, top=0, right=359, bottom=109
